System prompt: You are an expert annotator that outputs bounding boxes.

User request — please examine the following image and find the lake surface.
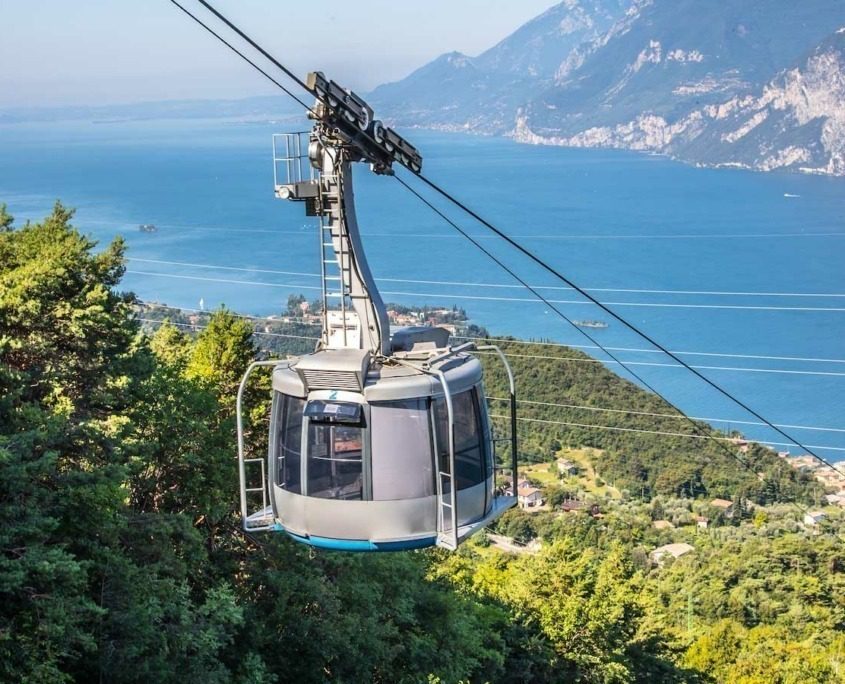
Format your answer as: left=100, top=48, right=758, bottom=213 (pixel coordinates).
left=1, top=117, right=844, bottom=458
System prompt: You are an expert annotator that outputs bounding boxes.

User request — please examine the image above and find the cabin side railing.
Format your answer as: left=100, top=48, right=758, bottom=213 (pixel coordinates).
left=237, top=360, right=284, bottom=532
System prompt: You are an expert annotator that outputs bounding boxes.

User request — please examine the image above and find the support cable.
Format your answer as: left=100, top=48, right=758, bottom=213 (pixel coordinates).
left=167, top=0, right=313, bottom=111
left=165, top=0, right=838, bottom=501
left=392, top=176, right=781, bottom=490
left=401, top=171, right=845, bottom=477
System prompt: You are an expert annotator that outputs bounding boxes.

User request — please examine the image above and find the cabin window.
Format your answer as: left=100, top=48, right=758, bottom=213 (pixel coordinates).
left=370, top=398, right=434, bottom=500
left=434, top=388, right=486, bottom=491
left=306, top=422, right=364, bottom=500
left=276, top=395, right=305, bottom=493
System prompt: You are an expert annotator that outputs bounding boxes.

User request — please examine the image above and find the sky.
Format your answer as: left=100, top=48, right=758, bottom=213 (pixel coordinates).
left=1, top=0, right=556, bottom=108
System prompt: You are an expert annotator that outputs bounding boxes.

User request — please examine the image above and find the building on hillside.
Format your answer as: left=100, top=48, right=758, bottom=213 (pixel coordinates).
left=559, top=499, right=584, bottom=513
left=824, top=493, right=844, bottom=506
left=803, top=511, right=827, bottom=528
left=731, top=438, right=750, bottom=454
left=652, top=520, right=674, bottom=530
left=789, top=455, right=820, bottom=471
left=816, top=467, right=845, bottom=488
left=650, top=543, right=694, bottom=566
left=709, top=498, right=734, bottom=519
left=695, top=516, right=710, bottom=529
left=556, top=458, right=579, bottom=476
left=518, top=485, right=543, bottom=508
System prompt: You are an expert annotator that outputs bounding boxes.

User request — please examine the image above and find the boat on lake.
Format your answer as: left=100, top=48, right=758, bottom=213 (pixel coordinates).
left=139, top=223, right=158, bottom=233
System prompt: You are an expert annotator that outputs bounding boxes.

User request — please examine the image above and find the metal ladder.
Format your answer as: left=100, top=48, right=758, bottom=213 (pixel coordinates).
left=318, top=172, right=356, bottom=348
left=430, top=358, right=461, bottom=551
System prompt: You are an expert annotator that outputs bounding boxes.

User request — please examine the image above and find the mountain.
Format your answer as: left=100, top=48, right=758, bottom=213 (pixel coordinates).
left=372, top=0, right=845, bottom=175
left=369, top=0, right=632, bottom=133
left=665, top=29, right=845, bottom=175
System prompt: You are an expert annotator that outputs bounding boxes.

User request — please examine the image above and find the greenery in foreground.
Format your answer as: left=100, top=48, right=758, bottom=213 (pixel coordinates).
left=2, top=204, right=845, bottom=683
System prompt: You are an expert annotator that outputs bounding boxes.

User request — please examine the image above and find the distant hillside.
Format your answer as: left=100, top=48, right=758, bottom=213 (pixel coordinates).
left=0, top=95, right=302, bottom=124
left=372, top=0, right=845, bottom=176
left=369, top=0, right=631, bottom=134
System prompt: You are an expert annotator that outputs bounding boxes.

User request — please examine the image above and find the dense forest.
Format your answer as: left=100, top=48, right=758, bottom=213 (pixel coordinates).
left=2, top=204, right=844, bottom=683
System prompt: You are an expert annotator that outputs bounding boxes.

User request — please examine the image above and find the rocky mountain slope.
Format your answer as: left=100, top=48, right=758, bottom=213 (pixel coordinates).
left=372, top=0, right=845, bottom=176
left=369, top=0, right=631, bottom=133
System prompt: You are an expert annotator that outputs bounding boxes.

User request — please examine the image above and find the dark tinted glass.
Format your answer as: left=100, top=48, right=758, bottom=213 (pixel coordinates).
left=277, top=395, right=305, bottom=493
left=304, top=400, right=363, bottom=424
left=434, top=389, right=486, bottom=491
left=307, top=423, right=364, bottom=500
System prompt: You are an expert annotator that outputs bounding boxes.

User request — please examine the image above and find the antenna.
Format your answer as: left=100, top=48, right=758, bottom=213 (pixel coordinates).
left=274, top=73, right=423, bottom=357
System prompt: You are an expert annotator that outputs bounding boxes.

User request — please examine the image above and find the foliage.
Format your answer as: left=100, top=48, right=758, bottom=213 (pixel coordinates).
left=477, top=339, right=814, bottom=505
left=2, top=204, right=843, bottom=683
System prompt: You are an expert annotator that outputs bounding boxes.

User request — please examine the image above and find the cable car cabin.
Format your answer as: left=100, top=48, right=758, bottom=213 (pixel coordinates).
left=235, top=75, right=518, bottom=551
left=237, top=330, right=518, bottom=552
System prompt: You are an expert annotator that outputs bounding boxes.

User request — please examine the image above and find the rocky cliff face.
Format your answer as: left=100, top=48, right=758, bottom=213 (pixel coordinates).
left=373, top=0, right=845, bottom=176
left=514, top=31, right=845, bottom=174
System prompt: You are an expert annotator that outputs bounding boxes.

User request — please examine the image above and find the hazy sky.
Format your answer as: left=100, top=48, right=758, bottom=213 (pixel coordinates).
left=1, top=0, right=556, bottom=108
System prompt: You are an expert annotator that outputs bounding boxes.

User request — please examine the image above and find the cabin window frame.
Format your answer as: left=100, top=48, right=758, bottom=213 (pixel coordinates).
left=369, top=397, right=435, bottom=501
left=302, top=402, right=370, bottom=501
left=433, top=386, right=488, bottom=493
left=272, top=393, right=306, bottom=494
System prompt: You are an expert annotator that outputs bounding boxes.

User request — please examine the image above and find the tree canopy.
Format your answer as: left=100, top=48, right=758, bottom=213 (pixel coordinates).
left=2, top=204, right=842, bottom=683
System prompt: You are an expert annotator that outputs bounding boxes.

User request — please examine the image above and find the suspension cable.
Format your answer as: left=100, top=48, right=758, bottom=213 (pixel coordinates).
left=164, top=0, right=842, bottom=490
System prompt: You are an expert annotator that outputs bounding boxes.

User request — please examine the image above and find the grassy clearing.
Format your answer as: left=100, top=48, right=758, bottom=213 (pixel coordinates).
left=520, top=448, right=623, bottom=500
left=520, top=462, right=559, bottom=485
left=559, top=447, right=622, bottom=500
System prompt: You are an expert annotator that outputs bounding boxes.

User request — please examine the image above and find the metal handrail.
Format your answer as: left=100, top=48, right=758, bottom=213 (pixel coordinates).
left=392, top=356, right=458, bottom=549
left=422, top=342, right=475, bottom=369
left=237, top=359, right=285, bottom=532
left=272, top=132, right=315, bottom=189
left=431, top=366, right=458, bottom=550
left=476, top=345, right=519, bottom=502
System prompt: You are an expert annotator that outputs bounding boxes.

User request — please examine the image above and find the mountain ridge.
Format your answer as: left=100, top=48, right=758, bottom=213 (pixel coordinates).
left=371, top=0, right=845, bottom=176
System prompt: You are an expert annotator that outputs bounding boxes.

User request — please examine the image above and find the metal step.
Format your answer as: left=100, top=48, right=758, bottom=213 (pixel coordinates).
left=435, top=495, right=517, bottom=550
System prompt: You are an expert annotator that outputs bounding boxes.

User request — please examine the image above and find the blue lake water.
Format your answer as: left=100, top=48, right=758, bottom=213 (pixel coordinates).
left=1, top=117, right=844, bottom=458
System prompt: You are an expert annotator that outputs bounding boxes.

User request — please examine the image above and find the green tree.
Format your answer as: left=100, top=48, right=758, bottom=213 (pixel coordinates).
left=186, top=309, right=255, bottom=402
left=286, top=293, right=306, bottom=315
left=0, top=203, right=139, bottom=681
left=0, top=206, right=265, bottom=682
left=0, top=203, right=12, bottom=231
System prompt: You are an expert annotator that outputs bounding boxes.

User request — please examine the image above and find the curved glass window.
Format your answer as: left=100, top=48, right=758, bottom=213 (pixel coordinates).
left=434, top=389, right=486, bottom=491
left=371, top=398, right=433, bottom=500
left=276, top=394, right=305, bottom=493
left=307, top=422, right=364, bottom=500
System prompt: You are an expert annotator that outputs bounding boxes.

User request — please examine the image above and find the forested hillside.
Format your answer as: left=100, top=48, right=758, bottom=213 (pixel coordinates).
left=2, top=204, right=844, bottom=683
left=474, top=339, right=815, bottom=505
